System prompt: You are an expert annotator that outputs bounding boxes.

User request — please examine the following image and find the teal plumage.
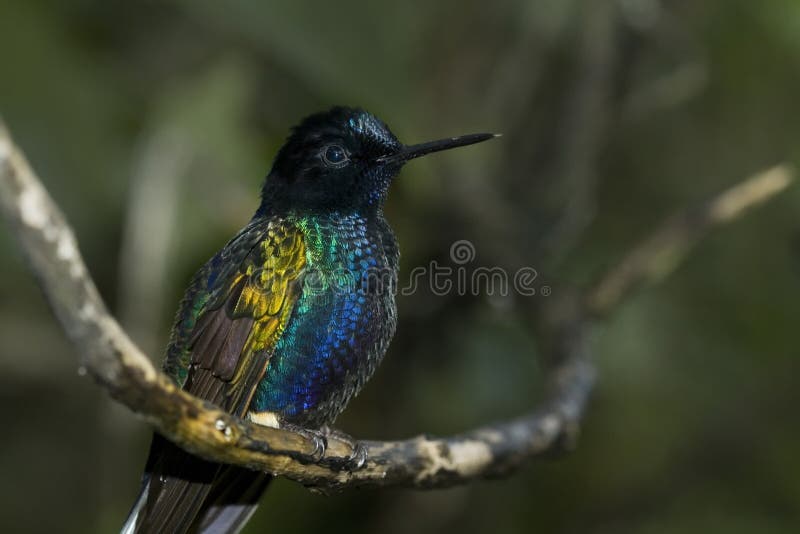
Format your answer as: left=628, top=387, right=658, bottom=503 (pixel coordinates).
left=253, top=212, right=398, bottom=426
left=123, top=107, right=495, bottom=533
left=161, top=211, right=398, bottom=427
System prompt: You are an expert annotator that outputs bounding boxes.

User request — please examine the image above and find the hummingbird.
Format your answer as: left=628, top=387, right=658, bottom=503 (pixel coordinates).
left=122, top=106, right=496, bottom=533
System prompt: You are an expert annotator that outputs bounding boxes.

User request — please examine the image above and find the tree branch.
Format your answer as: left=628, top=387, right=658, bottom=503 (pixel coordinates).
left=0, top=119, right=791, bottom=490
left=585, top=165, right=794, bottom=317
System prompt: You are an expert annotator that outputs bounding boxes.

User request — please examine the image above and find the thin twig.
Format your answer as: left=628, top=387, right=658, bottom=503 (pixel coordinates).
left=539, top=0, right=618, bottom=266
left=585, top=164, right=795, bottom=317
left=118, top=125, right=192, bottom=354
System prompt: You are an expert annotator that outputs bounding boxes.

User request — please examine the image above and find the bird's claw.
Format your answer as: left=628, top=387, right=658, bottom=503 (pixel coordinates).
left=346, top=441, right=368, bottom=470
left=321, top=425, right=368, bottom=470
left=282, top=423, right=328, bottom=462
left=281, top=423, right=367, bottom=469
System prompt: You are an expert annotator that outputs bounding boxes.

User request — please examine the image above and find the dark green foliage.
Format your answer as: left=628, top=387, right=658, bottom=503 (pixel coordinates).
left=1, top=1, right=799, bottom=533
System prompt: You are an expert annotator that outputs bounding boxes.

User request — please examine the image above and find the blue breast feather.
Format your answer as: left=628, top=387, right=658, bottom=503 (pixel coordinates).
left=250, top=213, right=395, bottom=425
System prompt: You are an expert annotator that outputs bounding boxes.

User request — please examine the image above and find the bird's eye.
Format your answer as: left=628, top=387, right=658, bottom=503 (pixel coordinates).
left=321, top=144, right=349, bottom=167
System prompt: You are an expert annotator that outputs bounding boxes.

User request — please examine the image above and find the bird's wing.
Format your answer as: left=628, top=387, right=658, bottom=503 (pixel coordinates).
left=169, top=218, right=307, bottom=416
left=128, top=219, right=307, bottom=534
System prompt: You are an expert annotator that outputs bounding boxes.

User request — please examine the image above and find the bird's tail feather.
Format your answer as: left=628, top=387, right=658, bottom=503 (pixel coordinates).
left=195, top=468, right=272, bottom=533
left=121, top=474, right=150, bottom=534
left=121, top=434, right=270, bottom=534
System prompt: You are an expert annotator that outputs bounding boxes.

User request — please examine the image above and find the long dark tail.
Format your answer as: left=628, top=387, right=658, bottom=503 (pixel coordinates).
left=122, top=435, right=271, bottom=534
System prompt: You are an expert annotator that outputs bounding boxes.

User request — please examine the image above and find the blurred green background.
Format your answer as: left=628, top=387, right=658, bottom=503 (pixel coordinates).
left=1, top=1, right=799, bottom=533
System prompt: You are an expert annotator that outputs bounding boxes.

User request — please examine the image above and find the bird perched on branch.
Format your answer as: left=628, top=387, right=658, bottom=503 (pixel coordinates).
left=122, top=106, right=496, bottom=533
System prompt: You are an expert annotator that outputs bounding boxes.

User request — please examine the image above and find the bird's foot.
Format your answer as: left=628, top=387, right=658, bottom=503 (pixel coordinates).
left=321, top=425, right=368, bottom=470
left=280, top=422, right=328, bottom=463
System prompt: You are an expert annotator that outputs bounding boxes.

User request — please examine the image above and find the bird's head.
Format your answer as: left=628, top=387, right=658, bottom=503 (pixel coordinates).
left=259, top=106, right=495, bottom=214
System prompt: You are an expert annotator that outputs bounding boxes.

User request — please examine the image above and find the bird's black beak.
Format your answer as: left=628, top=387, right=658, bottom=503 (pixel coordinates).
left=378, top=133, right=499, bottom=165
